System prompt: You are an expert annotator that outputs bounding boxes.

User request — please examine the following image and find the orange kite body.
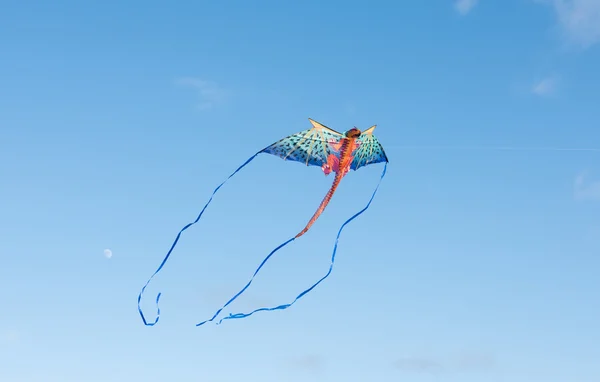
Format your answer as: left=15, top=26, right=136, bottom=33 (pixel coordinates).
left=295, top=127, right=364, bottom=238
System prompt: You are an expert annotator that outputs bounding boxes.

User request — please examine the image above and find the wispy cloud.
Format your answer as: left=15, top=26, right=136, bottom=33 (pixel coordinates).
left=393, top=352, right=496, bottom=374
left=574, top=171, right=600, bottom=201
left=455, top=352, right=496, bottom=372
left=537, top=0, right=600, bottom=49
left=532, top=76, right=557, bottom=96
left=286, top=355, right=325, bottom=374
left=394, top=357, right=443, bottom=374
left=176, top=77, right=229, bottom=110
left=455, top=0, right=479, bottom=15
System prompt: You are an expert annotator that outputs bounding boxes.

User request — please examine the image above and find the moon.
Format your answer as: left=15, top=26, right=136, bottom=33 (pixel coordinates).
left=103, top=249, right=113, bottom=259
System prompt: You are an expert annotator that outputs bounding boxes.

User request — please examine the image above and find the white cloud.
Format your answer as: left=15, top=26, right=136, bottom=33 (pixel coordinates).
left=532, top=77, right=557, bottom=95
left=176, top=77, right=229, bottom=110
left=103, top=248, right=112, bottom=259
left=539, top=0, right=600, bottom=48
left=455, top=0, right=479, bottom=15
left=574, top=171, right=600, bottom=201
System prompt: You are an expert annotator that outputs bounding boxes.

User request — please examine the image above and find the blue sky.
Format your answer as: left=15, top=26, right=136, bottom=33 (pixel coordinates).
left=2, top=0, right=600, bottom=381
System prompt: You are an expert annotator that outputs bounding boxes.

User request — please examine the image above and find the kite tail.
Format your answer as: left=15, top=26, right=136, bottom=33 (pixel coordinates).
left=137, top=152, right=261, bottom=326
left=199, top=162, right=388, bottom=326
left=296, top=171, right=345, bottom=238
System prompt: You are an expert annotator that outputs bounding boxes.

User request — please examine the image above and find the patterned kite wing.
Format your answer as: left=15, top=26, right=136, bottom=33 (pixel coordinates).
left=350, top=125, right=389, bottom=170
left=261, top=119, right=344, bottom=167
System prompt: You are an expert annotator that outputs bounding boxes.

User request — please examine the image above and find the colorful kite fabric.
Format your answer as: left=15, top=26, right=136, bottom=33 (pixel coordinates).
left=137, top=118, right=389, bottom=327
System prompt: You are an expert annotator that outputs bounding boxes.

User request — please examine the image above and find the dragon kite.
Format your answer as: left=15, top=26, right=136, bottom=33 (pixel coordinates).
left=137, top=118, right=389, bottom=327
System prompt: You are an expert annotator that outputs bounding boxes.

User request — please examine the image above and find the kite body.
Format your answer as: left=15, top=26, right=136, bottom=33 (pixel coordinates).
left=261, top=119, right=388, bottom=238
left=137, top=118, right=388, bottom=327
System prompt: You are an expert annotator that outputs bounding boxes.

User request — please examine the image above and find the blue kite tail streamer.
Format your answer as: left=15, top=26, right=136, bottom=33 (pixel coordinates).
left=137, top=152, right=260, bottom=326
left=212, top=162, right=388, bottom=325
left=195, top=237, right=296, bottom=326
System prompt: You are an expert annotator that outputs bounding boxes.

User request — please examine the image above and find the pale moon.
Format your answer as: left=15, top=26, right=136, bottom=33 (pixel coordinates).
left=103, top=249, right=113, bottom=259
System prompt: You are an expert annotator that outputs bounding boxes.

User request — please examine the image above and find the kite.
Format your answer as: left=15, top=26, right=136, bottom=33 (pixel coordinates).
left=137, top=118, right=389, bottom=327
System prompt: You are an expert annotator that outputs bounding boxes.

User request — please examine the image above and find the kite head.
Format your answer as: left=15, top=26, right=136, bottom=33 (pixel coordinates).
left=345, top=128, right=361, bottom=139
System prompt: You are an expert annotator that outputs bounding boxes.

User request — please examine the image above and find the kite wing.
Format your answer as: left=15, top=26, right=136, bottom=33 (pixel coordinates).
left=350, top=125, right=389, bottom=170
left=261, top=119, right=344, bottom=167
